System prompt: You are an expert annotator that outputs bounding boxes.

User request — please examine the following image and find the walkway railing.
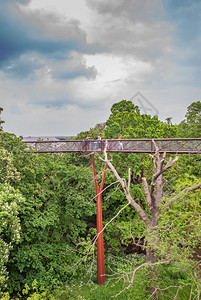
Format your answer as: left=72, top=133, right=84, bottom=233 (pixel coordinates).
left=23, top=138, right=201, bottom=154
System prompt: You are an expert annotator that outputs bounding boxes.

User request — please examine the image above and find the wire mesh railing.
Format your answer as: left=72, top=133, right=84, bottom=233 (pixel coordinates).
left=23, top=138, right=201, bottom=154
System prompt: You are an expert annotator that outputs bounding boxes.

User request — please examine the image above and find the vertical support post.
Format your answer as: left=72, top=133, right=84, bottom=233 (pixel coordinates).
left=90, top=154, right=108, bottom=285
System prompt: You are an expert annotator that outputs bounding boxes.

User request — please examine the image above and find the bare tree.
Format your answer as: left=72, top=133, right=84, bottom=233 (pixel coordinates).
left=95, top=139, right=201, bottom=297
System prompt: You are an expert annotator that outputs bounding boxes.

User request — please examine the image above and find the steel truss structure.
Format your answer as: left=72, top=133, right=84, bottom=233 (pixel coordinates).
left=24, top=138, right=201, bottom=154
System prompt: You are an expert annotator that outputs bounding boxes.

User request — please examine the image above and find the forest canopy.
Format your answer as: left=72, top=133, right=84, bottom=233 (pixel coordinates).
left=0, top=100, right=200, bottom=299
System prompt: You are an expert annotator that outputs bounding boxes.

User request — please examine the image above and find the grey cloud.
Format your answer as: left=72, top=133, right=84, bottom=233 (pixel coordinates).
left=0, top=0, right=94, bottom=71
left=20, top=9, right=87, bottom=44
left=85, top=0, right=173, bottom=60
left=2, top=54, right=43, bottom=79
left=50, top=52, right=97, bottom=80
left=86, top=0, right=165, bottom=23
left=2, top=50, right=97, bottom=81
left=29, top=95, right=101, bottom=110
left=31, top=98, right=74, bottom=109
left=52, top=66, right=97, bottom=81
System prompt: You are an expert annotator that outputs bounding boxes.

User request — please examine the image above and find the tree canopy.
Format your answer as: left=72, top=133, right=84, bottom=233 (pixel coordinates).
left=178, top=101, right=201, bottom=138
left=104, top=100, right=177, bottom=139
left=0, top=99, right=200, bottom=299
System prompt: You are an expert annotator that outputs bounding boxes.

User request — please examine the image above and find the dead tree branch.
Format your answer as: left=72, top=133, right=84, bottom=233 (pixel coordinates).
left=142, top=176, right=154, bottom=212
left=149, top=140, right=179, bottom=208
left=163, top=182, right=201, bottom=211
left=95, top=142, right=151, bottom=227
left=112, top=260, right=170, bottom=298
left=149, top=284, right=190, bottom=299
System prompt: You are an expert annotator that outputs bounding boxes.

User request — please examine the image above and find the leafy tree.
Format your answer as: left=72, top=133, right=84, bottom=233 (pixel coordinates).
left=0, top=107, right=4, bottom=131
left=99, top=100, right=178, bottom=249
left=177, top=101, right=201, bottom=183
left=0, top=184, right=23, bottom=290
left=92, top=100, right=201, bottom=297
left=0, top=148, right=24, bottom=292
left=110, top=100, right=140, bottom=115
left=104, top=100, right=177, bottom=139
left=76, top=122, right=106, bottom=139
left=96, top=142, right=201, bottom=297
left=1, top=99, right=200, bottom=298
left=0, top=132, right=25, bottom=154
left=0, top=130, right=97, bottom=295
left=186, top=101, right=201, bottom=124
left=6, top=149, right=96, bottom=294
left=178, top=101, right=201, bottom=138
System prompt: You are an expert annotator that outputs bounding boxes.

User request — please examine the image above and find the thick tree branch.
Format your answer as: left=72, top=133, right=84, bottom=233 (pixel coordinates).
left=128, top=168, right=131, bottom=191
left=142, top=176, right=153, bottom=212
left=95, top=142, right=151, bottom=227
left=152, top=156, right=178, bottom=184
left=149, top=154, right=156, bottom=173
left=149, top=140, right=178, bottom=208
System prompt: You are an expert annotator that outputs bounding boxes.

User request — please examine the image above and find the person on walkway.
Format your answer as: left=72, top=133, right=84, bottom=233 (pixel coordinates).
left=97, top=135, right=102, bottom=149
left=85, top=136, right=90, bottom=150
left=94, top=136, right=98, bottom=149
left=118, top=135, right=123, bottom=150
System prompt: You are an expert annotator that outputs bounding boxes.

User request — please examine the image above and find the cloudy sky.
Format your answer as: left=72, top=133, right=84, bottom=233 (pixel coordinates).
left=0, top=0, right=201, bottom=137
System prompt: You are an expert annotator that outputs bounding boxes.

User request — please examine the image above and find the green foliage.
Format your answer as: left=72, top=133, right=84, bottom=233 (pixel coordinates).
left=0, top=292, right=10, bottom=300
left=177, top=154, right=201, bottom=178
left=159, top=175, right=201, bottom=244
left=0, top=107, right=5, bottom=131
left=52, top=251, right=200, bottom=299
left=99, top=151, right=153, bottom=249
left=76, top=122, right=106, bottom=139
left=0, top=148, right=21, bottom=185
left=0, top=132, right=25, bottom=153
left=0, top=184, right=24, bottom=290
left=104, top=100, right=177, bottom=138
left=5, top=149, right=97, bottom=294
left=1, top=99, right=201, bottom=298
left=111, top=100, right=140, bottom=115
left=0, top=147, right=24, bottom=290
left=147, top=174, right=201, bottom=291
left=52, top=252, right=148, bottom=300
left=178, top=101, right=201, bottom=137
left=156, top=264, right=199, bottom=299
left=186, top=101, right=201, bottom=123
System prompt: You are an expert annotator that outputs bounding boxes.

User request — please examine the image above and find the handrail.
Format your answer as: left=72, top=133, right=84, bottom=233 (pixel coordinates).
left=23, top=138, right=201, bottom=154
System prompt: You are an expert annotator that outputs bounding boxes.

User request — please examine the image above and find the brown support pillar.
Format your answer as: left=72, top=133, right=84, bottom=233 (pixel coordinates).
left=90, top=154, right=108, bottom=285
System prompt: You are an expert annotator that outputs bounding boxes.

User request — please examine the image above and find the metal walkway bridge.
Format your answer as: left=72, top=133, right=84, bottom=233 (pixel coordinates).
left=24, top=138, right=201, bottom=154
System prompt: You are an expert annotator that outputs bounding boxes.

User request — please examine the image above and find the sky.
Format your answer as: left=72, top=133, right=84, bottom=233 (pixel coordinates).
left=0, top=0, right=201, bottom=137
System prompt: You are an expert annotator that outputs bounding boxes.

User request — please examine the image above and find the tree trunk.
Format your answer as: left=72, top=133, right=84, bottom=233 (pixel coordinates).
left=146, top=223, right=159, bottom=300
left=95, top=141, right=179, bottom=299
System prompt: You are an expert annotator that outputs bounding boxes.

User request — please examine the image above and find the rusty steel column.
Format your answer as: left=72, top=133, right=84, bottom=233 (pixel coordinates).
left=90, top=154, right=108, bottom=285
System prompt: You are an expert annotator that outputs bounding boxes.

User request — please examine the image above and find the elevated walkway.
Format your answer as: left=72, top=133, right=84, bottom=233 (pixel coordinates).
left=23, top=138, right=201, bottom=154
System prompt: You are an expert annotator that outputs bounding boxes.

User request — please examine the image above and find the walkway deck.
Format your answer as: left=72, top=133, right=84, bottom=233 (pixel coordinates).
left=23, top=138, right=201, bottom=154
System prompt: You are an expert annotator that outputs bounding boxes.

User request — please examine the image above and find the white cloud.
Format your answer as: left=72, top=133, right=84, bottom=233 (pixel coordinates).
left=27, top=0, right=92, bottom=38
left=0, top=0, right=201, bottom=136
left=82, top=53, right=153, bottom=105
